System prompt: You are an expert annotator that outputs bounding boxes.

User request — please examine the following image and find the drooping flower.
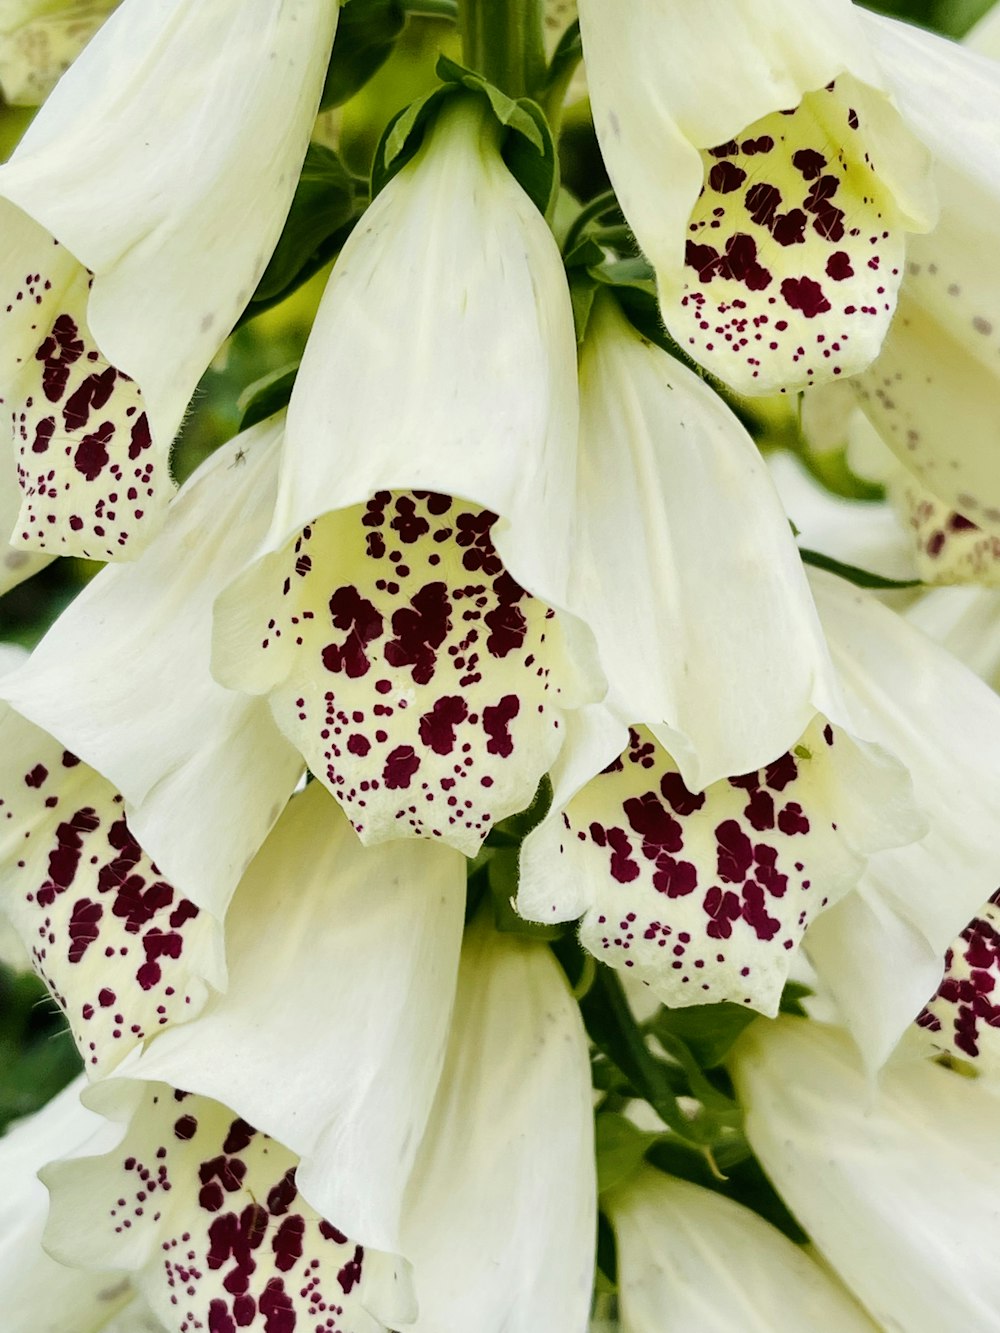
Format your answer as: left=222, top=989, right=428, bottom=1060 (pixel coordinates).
left=0, top=0, right=339, bottom=560
left=850, top=15, right=1000, bottom=531
left=517, top=294, right=922, bottom=1014
left=605, top=1166, right=875, bottom=1332
left=577, top=0, right=935, bottom=394
left=732, top=1017, right=1000, bottom=1330
left=0, top=0, right=119, bottom=106
left=213, top=94, right=604, bottom=856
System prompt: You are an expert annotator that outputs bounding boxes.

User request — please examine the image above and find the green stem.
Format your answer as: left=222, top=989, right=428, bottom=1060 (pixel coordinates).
left=460, top=0, right=546, bottom=98
left=402, top=0, right=458, bottom=17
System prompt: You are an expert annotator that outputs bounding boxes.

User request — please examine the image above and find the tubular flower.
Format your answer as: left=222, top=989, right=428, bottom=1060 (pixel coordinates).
left=213, top=96, right=603, bottom=857
left=0, top=1, right=119, bottom=106
left=577, top=0, right=935, bottom=394
left=0, top=0, right=339, bottom=560
left=606, top=1167, right=875, bottom=1333
left=517, top=294, right=922, bottom=1014
left=42, top=1081, right=411, bottom=1333
left=732, top=1017, right=1000, bottom=1332
left=916, top=889, right=1000, bottom=1071
left=850, top=16, right=1000, bottom=531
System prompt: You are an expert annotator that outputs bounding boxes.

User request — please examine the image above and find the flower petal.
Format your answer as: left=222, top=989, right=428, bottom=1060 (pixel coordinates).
left=520, top=717, right=918, bottom=1016
left=804, top=569, right=1000, bottom=1066
left=0, top=0, right=339, bottom=557
left=215, top=492, right=593, bottom=855
left=400, top=920, right=596, bottom=1333
left=577, top=0, right=933, bottom=393
left=0, top=704, right=224, bottom=1076
left=916, top=890, right=1000, bottom=1071
left=124, top=780, right=466, bottom=1259
left=0, top=422, right=303, bottom=922
left=43, top=1081, right=405, bottom=1333
left=853, top=18, right=1000, bottom=529
left=607, top=1167, right=876, bottom=1332
left=892, top=471, right=1000, bottom=585
left=571, top=295, right=846, bottom=791
left=733, top=1017, right=1000, bottom=1331
left=0, top=2, right=119, bottom=107
left=0, top=1075, right=136, bottom=1333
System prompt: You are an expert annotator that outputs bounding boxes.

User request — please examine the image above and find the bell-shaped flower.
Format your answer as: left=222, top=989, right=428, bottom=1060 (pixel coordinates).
left=517, top=295, right=922, bottom=1015
left=801, top=569, right=1000, bottom=1071
left=0, top=1, right=119, bottom=106
left=850, top=15, right=1000, bottom=532
left=119, top=779, right=467, bottom=1267
left=0, top=1074, right=150, bottom=1332
left=916, top=889, right=1000, bottom=1071
left=0, top=689, right=224, bottom=1077
left=398, top=917, right=596, bottom=1333
left=0, top=418, right=305, bottom=924
left=42, top=1079, right=411, bottom=1333
left=732, top=1016, right=1000, bottom=1331
left=577, top=0, right=935, bottom=395
left=0, top=0, right=340, bottom=561
left=213, top=95, right=604, bottom=857
left=606, top=1166, right=875, bottom=1332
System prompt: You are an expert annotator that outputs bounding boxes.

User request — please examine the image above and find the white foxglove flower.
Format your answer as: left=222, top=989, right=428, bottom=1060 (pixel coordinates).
left=606, top=1167, right=875, bottom=1332
left=577, top=0, right=935, bottom=394
left=517, top=295, right=922, bottom=1015
left=916, top=889, right=1000, bottom=1071
left=851, top=15, right=1000, bottom=531
left=0, top=0, right=339, bottom=561
left=733, top=1017, right=1000, bottom=1332
left=42, top=1079, right=410, bottom=1333
left=399, top=918, right=595, bottom=1333
left=0, top=1075, right=143, bottom=1332
left=802, top=569, right=1000, bottom=1070
left=0, top=1, right=119, bottom=106
left=891, top=468, right=1000, bottom=585
left=0, top=421, right=304, bottom=919
left=124, top=779, right=466, bottom=1265
left=214, top=95, right=604, bottom=857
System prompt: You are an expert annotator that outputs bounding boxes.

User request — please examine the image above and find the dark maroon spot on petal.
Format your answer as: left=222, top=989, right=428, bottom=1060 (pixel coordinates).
left=68, top=897, right=102, bottom=962
left=709, top=161, right=747, bottom=194
left=73, top=421, right=113, bottom=480
left=781, top=276, right=831, bottom=318
left=337, top=1245, right=364, bottom=1295
left=745, top=182, right=782, bottom=230
left=384, top=582, right=451, bottom=685
left=772, top=210, right=807, bottom=247
left=715, top=820, right=753, bottom=883
left=826, top=251, right=854, bottom=281
left=418, top=695, right=469, bottom=755
left=383, top=745, right=420, bottom=789
left=792, top=148, right=827, bottom=179
left=322, top=586, right=384, bottom=679
left=174, top=1115, right=198, bottom=1141
left=482, top=694, right=520, bottom=757
left=659, top=771, right=706, bottom=816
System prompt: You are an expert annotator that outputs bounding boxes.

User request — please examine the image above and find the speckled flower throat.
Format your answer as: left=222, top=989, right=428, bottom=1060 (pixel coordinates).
left=249, top=490, right=588, bottom=855
left=678, top=77, right=907, bottom=394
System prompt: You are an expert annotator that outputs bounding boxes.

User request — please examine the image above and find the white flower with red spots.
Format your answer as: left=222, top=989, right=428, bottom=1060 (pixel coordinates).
left=517, top=294, right=923, bottom=1015
left=733, top=1017, right=1000, bottom=1331
left=916, top=890, right=1000, bottom=1071
left=606, top=1167, right=875, bottom=1333
left=213, top=95, right=603, bottom=856
left=0, top=0, right=119, bottom=107
left=577, top=0, right=936, bottom=395
left=0, top=0, right=339, bottom=561
left=851, top=17, right=1000, bottom=535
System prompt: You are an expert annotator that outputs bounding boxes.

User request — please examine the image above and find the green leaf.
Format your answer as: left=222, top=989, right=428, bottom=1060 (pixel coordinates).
left=250, top=144, right=357, bottom=309
left=595, top=1111, right=662, bottom=1195
left=237, top=363, right=299, bottom=431
left=371, top=59, right=558, bottom=216
left=778, top=980, right=813, bottom=1017
left=320, top=0, right=406, bottom=110
left=651, top=1002, right=759, bottom=1070
left=540, top=19, right=582, bottom=104
left=799, top=547, right=922, bottom=591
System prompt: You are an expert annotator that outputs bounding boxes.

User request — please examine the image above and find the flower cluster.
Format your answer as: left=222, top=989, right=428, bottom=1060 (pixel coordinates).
left=2, top=0, right=1000, bottom=1329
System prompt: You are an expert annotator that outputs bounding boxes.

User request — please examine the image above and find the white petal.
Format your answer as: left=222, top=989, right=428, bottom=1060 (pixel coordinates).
left=0, top=703, right=224, bottom=1076
left=0, top=0, right=339, bottom=557
left=214, top=96, right=603, bottom=854
left=891, top=470, right=1000, bottom=585
left=520, top=717, right=918, bottom=1016
left=905, top=584, right=1000, bottom=687
left=0, top=1076, right=136, bottom=1333
left=43, top=1081, right=402, bottom=1333
left=806, top=569, right=1000, bottom=1065
left=125, top=780, right=466, bottom=1259
left=733, top=1017, right=1000, bottom=1332
left=854, top=18, right=1000, bottom=528
left=968, top=2, right=1000, bottom=58
left=399, top=921, right=596, bottom=1333
left=0, top=422, right=303, bottom=923
left=572, top=295, right=845, bottom=791
left=0, top=2, right=119, bottom=107
left=578, top=0, right=933, bottom=394
left=767, top=450, right=915, bottom=583
left=608, top=1167, right=875, bottom=1333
